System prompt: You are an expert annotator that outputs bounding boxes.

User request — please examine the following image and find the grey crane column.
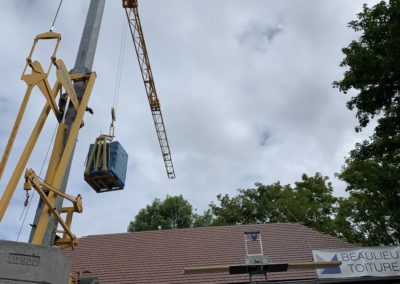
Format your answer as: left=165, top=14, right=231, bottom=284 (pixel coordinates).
left=29, top=0, right=106, bottom=246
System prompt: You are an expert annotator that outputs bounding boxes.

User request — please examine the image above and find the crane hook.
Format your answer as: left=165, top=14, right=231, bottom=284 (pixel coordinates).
left=109, top=107, right=116, bottom=137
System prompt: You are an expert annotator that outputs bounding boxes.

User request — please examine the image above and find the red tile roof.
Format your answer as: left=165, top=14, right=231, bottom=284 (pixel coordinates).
left=62, top=223, right=355, bottom=283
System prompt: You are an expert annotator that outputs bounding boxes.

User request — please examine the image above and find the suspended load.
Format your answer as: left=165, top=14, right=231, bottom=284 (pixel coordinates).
left=84, top=135, right=128, bottom=193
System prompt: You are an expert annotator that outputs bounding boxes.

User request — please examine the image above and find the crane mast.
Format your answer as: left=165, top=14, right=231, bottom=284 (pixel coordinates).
left=0, top=1, right=174, bottom=282
left=29, top=0, right=106, bottom=246
left=123, top=0, right=176, bottom=179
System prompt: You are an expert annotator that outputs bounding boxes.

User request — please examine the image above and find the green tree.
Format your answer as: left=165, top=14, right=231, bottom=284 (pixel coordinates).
left=128, top=198, right=163, bottom=232
left=333, top=197, right=366, bottom=244
left=333, top=1, right=400, bottom=135
left=334, top=0, right=400, bottom=245
left=209, top=173, right=337, bottom=235
left=159, top=195, right=193, bottom=229
left=128, top=195, right=194, bottom=232
left=210, top=182, right=291, bottom=226
left=192, top=209, right=214, bottom=228
left=337, top=158, right=400, bottom=245
left=294, top=173, right=337, bottom=234
left=333, top=0, right=400, bottom=168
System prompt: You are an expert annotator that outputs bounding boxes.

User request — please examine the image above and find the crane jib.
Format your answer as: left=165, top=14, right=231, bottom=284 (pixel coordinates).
left=124, top=2, right=176, bottom=179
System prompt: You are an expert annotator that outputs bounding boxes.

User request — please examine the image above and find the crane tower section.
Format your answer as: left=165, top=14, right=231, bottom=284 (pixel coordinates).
left=123, top=0, right=175, bottom=179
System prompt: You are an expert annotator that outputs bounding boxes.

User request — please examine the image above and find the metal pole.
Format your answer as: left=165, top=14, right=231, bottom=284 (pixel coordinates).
left=29, top=0, right=106, bottom=246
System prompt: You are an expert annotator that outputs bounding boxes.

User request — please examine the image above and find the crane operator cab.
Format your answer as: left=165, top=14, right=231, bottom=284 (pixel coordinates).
left=84, top=134, right=128, bottom=193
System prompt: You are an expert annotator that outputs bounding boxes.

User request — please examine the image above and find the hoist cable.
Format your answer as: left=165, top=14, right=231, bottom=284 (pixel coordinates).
left=16, top=124, right=58, bottom=241
left=50, top=0, right=64, bottom=31
left=109, top=17, right=128, bottom=137
left=113, top=17, right=128, bottom=114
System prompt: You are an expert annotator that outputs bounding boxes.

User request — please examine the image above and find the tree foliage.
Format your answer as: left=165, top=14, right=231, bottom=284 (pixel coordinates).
left=334, top=0, right=400, bottom=245
left=128, top=174, right=340, bottom=237
left=337, top=157, right=400, bottom=245
left=210, top=173, right=337, bottom=235
left=192, top=209, right=214, bottom=228
left=334, top=0, right=400, bottom=133
left=128, top=195, right=194, bottom=232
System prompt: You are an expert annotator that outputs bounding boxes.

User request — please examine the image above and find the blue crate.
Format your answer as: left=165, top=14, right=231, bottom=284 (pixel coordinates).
left=84, top=141, right=128, bottom=193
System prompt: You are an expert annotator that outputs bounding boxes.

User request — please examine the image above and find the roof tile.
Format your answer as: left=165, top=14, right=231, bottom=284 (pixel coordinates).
left=62, top=223, right=355, bottom=283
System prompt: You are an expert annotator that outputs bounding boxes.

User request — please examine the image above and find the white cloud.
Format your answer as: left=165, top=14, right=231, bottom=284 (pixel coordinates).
left=0, top=0, right=379, bottom=242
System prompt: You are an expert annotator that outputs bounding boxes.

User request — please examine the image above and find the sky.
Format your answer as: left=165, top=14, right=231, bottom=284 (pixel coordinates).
left=0, top=0, right=380, bottom=242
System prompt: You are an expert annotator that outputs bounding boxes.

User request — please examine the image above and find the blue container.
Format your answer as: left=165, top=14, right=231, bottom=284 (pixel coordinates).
left=84, top=141, right=128, bottom=193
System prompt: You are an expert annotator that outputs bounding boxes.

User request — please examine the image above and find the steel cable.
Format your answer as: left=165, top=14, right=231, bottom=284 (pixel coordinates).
left=50, top=0, right=64, bottom=31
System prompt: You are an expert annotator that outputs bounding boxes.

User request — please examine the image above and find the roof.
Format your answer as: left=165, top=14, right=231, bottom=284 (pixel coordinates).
left=62, top=223, right=355, bottom=283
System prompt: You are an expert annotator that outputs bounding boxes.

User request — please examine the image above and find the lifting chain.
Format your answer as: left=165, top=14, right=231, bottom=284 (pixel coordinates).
left=23, top=190, right=30, bottom=207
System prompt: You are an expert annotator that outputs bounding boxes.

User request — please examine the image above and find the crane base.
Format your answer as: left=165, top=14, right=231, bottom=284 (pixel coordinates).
left=0, top=240, right=70, bottom=284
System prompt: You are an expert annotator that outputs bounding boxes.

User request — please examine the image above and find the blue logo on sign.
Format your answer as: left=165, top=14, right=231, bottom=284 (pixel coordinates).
left=321, top=254, right=341, bottom=274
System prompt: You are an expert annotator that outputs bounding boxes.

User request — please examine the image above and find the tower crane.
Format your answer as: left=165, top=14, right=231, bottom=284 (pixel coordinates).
left=0, top=0, right=175, bottom=282
left=123, top=0, right=176, bottom=179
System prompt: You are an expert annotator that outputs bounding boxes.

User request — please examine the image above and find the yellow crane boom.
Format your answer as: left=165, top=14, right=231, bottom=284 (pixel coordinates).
left=0, top=31, right=96, bottom=246
left=123, top=0, right=176, bottom=179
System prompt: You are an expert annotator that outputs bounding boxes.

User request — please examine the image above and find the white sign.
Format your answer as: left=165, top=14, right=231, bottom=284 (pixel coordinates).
left=312, top=246, right=400, bottom=279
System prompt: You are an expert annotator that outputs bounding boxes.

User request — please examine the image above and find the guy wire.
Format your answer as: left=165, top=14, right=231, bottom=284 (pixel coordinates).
left=50, top=0, right=64, bottom=31
left=16, top=124, right=58, bottom=241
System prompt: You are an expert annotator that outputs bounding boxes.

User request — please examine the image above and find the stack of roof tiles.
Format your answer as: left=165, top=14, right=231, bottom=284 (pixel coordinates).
left=62, top=223, right=355, bottom=283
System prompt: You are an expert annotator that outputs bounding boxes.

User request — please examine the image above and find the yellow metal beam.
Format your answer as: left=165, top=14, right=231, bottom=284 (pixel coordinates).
left=25, top=169, right=79, bottom=248
left=0, top=57, right=63, bottom=182
left=31, top=72, right=96, bottom=245
left=57, top=207, right=76, bottom=246
left=45, top=122, right=66, bottom=184
left=0, top=86, right=33, bottom=181
left=35, top=61, right=61, bottom=119
left=0, top=100, right=53, bottom=221
left=55, top=59, right=80, bottom=110
left=0, top=68, right=61, bottom=221
left=36, top=31, right=62, bottom=40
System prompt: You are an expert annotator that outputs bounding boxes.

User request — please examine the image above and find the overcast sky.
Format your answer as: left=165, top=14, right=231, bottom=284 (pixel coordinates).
left=0, top=0, right=379, bottom=242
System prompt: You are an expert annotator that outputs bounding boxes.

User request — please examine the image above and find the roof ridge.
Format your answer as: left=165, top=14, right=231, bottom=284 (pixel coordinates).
left=79, top=222, right=305, bottom=239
